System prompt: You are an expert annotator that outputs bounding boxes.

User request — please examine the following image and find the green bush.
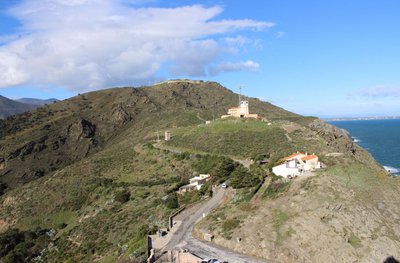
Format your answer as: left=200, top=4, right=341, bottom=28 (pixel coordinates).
left=115, top=190, right=131, bottom=203
left=174, top=152, right=191, bottom=160
left=164, top=194, right=179, bottom=209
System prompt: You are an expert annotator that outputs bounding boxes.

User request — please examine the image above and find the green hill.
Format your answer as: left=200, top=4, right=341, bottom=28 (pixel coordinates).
left=0, top=81, right=398, bottom=262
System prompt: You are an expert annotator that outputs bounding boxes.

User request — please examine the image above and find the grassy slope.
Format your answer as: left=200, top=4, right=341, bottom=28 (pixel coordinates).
left=167, top=118, right=346, bottom=163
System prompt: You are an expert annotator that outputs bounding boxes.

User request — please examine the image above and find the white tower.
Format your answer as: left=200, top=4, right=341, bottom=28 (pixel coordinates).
left=240, top=101, right=249, bottom=116
left=238, top=84, right=249, bottom=117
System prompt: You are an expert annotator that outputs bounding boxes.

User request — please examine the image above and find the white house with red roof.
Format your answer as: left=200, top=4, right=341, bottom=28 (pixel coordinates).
left=178, top=174, right=211, bottom=193
left=272, top=152, right=321, bottom=178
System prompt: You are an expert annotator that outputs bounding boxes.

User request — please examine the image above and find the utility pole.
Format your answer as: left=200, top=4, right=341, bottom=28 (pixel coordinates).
left=156, top=130, right=160, bottom=143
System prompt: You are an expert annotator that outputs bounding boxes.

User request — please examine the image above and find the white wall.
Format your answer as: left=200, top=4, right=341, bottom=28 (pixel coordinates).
left=272, top=163, right=301, bottom=178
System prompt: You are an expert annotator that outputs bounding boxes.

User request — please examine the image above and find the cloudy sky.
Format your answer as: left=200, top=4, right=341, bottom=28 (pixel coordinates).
left=1, top=0, right=400, bottom=117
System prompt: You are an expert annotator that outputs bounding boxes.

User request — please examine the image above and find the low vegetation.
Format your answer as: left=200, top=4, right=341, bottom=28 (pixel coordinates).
left=0, top=228, right=51, bottom=262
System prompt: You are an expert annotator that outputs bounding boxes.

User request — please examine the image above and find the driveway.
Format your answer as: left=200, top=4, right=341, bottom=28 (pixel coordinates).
left=163, top=188, right=267, bottom=263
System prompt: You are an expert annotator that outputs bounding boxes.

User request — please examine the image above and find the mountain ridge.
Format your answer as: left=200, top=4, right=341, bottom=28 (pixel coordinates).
left=0, top=95, right=36, bottom=119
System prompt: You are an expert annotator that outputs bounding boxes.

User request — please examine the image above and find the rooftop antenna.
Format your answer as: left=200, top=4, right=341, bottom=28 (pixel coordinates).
left=238, top=84, right=244, bottom=106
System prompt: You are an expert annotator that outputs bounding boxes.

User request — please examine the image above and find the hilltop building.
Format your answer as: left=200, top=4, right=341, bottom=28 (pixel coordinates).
left=222, top=100, right=258, bottom=119
left=178, top=174, right=211, bottom=194
left=272, top=152, right=321, bottom=178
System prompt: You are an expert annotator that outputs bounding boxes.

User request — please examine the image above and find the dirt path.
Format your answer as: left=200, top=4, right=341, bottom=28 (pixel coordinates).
left=163, top=188, right=267, bottom=263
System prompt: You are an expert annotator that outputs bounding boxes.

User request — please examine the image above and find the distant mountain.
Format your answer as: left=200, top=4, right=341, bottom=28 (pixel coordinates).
left=17, top=98, right=59, bottom=106
left=0, top=95, right=36, bottom=119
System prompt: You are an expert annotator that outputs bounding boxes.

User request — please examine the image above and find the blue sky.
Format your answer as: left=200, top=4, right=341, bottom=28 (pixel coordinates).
left=1, top=0, right=400, bottom=117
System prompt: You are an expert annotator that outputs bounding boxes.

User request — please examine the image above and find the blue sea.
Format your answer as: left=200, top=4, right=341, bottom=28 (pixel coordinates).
left=328, top=119, right=400, bottom=175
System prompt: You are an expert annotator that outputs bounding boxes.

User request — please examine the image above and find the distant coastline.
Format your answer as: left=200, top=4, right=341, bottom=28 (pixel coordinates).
left=323, top=116, right=400, bottom=122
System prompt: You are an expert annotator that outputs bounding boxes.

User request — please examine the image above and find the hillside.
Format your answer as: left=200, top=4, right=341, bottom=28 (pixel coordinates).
left=0, top=81, right=398, bottom=262
left=166, top=119, right=400, bottom=262
left=0, top=81, right=298, bottom=262
left=176, top=118, right=400, bottom=262
left=0, top=95, right=36, bottom=119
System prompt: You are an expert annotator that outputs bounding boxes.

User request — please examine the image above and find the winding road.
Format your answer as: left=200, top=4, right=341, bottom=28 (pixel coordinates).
left=162, top=188, right=267, bottom=263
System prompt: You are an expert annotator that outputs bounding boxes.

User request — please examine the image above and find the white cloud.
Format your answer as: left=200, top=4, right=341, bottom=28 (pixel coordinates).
left=0, top=0, right=273, bottom=91
left=209, top=60, right=260, bottom=76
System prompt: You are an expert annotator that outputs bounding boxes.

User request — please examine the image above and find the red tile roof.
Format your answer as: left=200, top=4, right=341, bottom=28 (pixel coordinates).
left=301, top=155, right=318, bottom=161
left=283, top=152, right=305, bottom=160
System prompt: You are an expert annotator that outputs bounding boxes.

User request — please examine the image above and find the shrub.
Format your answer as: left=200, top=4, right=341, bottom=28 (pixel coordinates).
left=115, top=190, right=131, bottom=203
left=174, top=152, right=191, bottom=161
left=164, top=194, right=179, bottom=209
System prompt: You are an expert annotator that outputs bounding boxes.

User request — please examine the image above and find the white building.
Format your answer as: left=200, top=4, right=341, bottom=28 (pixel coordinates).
left=222, top=100, right=259, bottom=119
left=179, top=174, right=211, bottom=193
left=272, top=152, right=321, bottom=178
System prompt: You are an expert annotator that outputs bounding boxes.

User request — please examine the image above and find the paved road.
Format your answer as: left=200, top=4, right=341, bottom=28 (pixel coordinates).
left=163, top=188, right=267, bottom=263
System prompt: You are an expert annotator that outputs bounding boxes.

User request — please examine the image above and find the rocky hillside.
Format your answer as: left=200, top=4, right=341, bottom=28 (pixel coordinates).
left=0, top=81, right=296, bottom=193
left=0, top=81, right=398, bottom=262
left=0, top=95, right=36, bottom=119
left=0, top=81, right=300, bottom=262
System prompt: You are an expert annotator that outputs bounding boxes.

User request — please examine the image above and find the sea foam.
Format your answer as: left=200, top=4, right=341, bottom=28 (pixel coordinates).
left=384, top=166, right=400, bottom=174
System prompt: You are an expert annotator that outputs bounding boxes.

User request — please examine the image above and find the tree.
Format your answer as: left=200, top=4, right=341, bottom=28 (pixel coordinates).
left=229, top=165, right=262, bottom=189
left=212, top=158, right=235, bottom=181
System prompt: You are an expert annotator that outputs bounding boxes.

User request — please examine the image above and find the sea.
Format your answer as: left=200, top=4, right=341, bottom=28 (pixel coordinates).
left=327, top=119, right=400, bottom=175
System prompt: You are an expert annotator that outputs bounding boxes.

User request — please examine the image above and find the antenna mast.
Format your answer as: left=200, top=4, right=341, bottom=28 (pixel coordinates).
left=238, top=84, right=244, bottom=106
